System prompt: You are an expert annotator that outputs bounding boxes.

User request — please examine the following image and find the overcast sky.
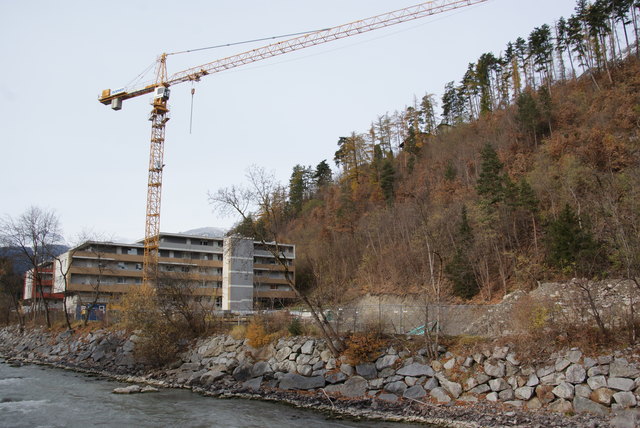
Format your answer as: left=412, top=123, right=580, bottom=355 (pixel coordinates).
left=0, top=0, right=579, bottom=243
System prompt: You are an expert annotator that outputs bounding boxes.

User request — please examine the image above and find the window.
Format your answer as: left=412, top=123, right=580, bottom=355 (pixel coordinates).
left=270, top=284, right=278, bottom=290
left=181, top=266, right=190, bottom=273
left=135, top=263, right=142, bottom=270
left=117, top=277, right=126, bottom=284
left=200, top=240, right=209, bottom=246
left=118, top=262, right=126, bottom=270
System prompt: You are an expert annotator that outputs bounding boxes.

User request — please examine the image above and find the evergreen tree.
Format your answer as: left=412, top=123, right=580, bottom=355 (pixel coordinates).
left=379, top=159, right=395, bottom=204
left=476, top=143, right=508, bottom=205
left=288, top=165, right=311, bottom=216
left=516, top=91, right=542, bottom=145
left=313, top=160, right=332, bottom=189
left=545, top=204, right=602, bottom=274
left=445, top=206, right=479, bottom=300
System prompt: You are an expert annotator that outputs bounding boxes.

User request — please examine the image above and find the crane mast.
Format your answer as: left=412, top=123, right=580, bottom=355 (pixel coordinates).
left=98, top=0, right=488, bottom=287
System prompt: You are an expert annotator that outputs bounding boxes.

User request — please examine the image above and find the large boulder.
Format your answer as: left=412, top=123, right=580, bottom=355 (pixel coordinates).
left=340, top=376, right=368, bottom=398
left=397, top=363, right=434, bottom=377
left=279, top=373, right=325, bottom=390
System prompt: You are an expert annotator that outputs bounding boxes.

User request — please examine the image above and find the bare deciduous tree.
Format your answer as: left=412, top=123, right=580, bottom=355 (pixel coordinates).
left=209, top=166, right=345, bottom=356
left=0, top=207, right=63, bottom=328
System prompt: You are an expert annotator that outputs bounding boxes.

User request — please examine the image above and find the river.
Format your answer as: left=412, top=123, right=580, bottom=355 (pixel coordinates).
left=0, top=359, right=432, bottom=428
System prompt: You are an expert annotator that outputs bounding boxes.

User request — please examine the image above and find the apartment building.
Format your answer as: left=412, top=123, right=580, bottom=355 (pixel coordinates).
left=23, top=232, right=296, bottom=316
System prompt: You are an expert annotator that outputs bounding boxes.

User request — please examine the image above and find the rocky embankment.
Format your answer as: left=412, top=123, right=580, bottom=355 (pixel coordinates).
left=1, top=326, right=638, bottom=427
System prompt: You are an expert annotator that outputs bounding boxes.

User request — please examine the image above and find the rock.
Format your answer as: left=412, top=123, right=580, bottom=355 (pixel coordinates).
left=242, top=376, right=262, bottom=391
left=423, top=377, right=439, bottom=391
left=588, top=375, right=608, bottom=390
left=384, top=381, right=408, bottom=395
left=378, top=393, right=399, bottom=403
left=430, top=387, right=451, bottom=403
left=566, top=350, right=582, bottom=364
left=611, top=409, right=640, bottom=428
left=613, top=391, right=637, bottom=408
left=431, top=360, right=442, bottom=372
left=489, top=378, right=509, bottom=392
left=113, top=385, right=141, bottom=394
left=340, top=376, right=368, bottom=398
left=297, top=364, right=313, bottom=376
left=549, top=399, right=573, bottom=414
left=301, top=340, right=315, bottom=355
left=609, top=377, right=635, bottom=392
left=397, top=363, right=434, bottom=377
left=492, top=346, right=509, bottom=360
left=526, top=397, right=543, bottom=410
left=526, top=373, right=540, bottom=387
left=515, top=386, right=534, bottom=400
left=200, top=370, right=225, bottom=386
left=251, top=361, right=272, bottom=378
left=555, top=358, right=571, bottom=372
left=340, top=364, right=354, bottom=376
left=504, top=400, right=524, bottom=407
left=443, top=358, right=456, bottom=370
left=320, top=350, right=332, bottom=363
left=499, top=388, right=515, bottom=401
left=368, top=378, right=384, bottom=389
left=375, top=354, right=398, bottom=370
left=232, top=364, right=253, bottom=382
left=506, top=353, right=520, bottom=366
left=463, top=356, right=474, bottom=368
left=470, top=384, right=491, bottom=394
left=140, top=386, right=158, bottom=393
left=591, top=387, right=615, bottom=405
left=610, top=359, right=640, bottom=378
left=458, top=395, right=478, bottom=403
left=575, top=384, right=592, bottom=398
left=583, top=357, right=597, bottom=368
left=486, top=392, right=499, bottom=402
left=355, top=363, right=377, bottom=380
left=464, top=377, right=478, bottom=391
left=404, top=376, right=417, bottom=386
left=484, top=359, right=506, bottom=378
left=279, top=373, right=325, bottom=390
left=588, top=365, right=608, bottom=377
left=275, top=346, right=292, bottom=362
left=403, top=385, right=427, bottom=399
left=552, top=382, right=574, bottom=400
left=536, top=365, right=555, bottom=378
left=325, top=371, right=347, bottom=384
left=573, top=396, right=609, bottom=416
left=565, top=364, right=586, bottom=384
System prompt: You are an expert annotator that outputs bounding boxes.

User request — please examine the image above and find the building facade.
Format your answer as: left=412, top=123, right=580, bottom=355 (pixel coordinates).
left=23, top=233, right=296, bottom=316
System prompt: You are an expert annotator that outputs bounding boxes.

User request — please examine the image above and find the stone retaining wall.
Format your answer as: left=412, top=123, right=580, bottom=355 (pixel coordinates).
left=1, top=326, right=637, bottom=425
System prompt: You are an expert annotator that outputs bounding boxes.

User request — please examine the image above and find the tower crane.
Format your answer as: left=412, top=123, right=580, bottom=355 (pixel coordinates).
left=98, top=0, right=488, bottom=286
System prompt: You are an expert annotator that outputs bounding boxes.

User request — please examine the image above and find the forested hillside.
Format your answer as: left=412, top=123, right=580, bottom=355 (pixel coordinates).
left=231, top=0, right=640, bottom=305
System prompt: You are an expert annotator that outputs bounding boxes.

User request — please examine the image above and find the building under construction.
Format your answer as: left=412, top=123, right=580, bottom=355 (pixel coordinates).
left=23, top=232, right=295, bottom=318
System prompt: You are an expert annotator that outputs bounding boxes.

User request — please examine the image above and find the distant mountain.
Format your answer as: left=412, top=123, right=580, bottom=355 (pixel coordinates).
left=181, top=227, right=227, bottom=238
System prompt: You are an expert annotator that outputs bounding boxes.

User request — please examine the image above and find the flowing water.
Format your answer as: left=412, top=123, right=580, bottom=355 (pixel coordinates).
left=0, top=360, right=432, bottom=428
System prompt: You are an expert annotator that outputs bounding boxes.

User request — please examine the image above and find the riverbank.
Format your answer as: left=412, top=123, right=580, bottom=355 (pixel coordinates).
left=0, top=326, right=634, bottom=427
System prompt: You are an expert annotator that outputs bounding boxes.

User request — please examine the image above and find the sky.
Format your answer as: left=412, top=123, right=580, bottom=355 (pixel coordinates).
left=0, top=0, right=580, bottom=244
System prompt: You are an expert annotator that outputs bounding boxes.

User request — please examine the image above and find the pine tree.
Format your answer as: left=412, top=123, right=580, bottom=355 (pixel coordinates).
left=445, top=206, right=479, bottom=300
left=476, top=143, right=507, bottom=205
left=545, top=204, right=602, bottom=274
left=313, top=160, right=332, bottom=189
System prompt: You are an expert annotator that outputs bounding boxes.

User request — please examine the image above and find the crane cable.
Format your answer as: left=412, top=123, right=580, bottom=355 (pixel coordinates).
left=166, top=28, right=330, bottom=56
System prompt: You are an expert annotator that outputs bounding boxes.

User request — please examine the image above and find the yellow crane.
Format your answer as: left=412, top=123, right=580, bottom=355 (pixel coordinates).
left=98, top=0, right=488, bottom=286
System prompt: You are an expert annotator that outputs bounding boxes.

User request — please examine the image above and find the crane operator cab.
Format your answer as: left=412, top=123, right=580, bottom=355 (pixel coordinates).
left=154, top=86, right=170, bottom=101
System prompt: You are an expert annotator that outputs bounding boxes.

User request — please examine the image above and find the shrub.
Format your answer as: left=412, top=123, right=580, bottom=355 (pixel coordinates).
left=343, top=332, right=386, bottom=365
left=288, top=317, right=303, bottom=336
left=229, top=324, right=247, bottom=340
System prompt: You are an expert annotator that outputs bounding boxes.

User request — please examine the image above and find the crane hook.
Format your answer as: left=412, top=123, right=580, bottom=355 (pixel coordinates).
left=190, top=87, right=196, bottom=134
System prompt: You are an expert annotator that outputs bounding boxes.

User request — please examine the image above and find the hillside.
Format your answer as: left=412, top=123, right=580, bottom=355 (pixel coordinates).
left=276, top=56, right=640, bottom=305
